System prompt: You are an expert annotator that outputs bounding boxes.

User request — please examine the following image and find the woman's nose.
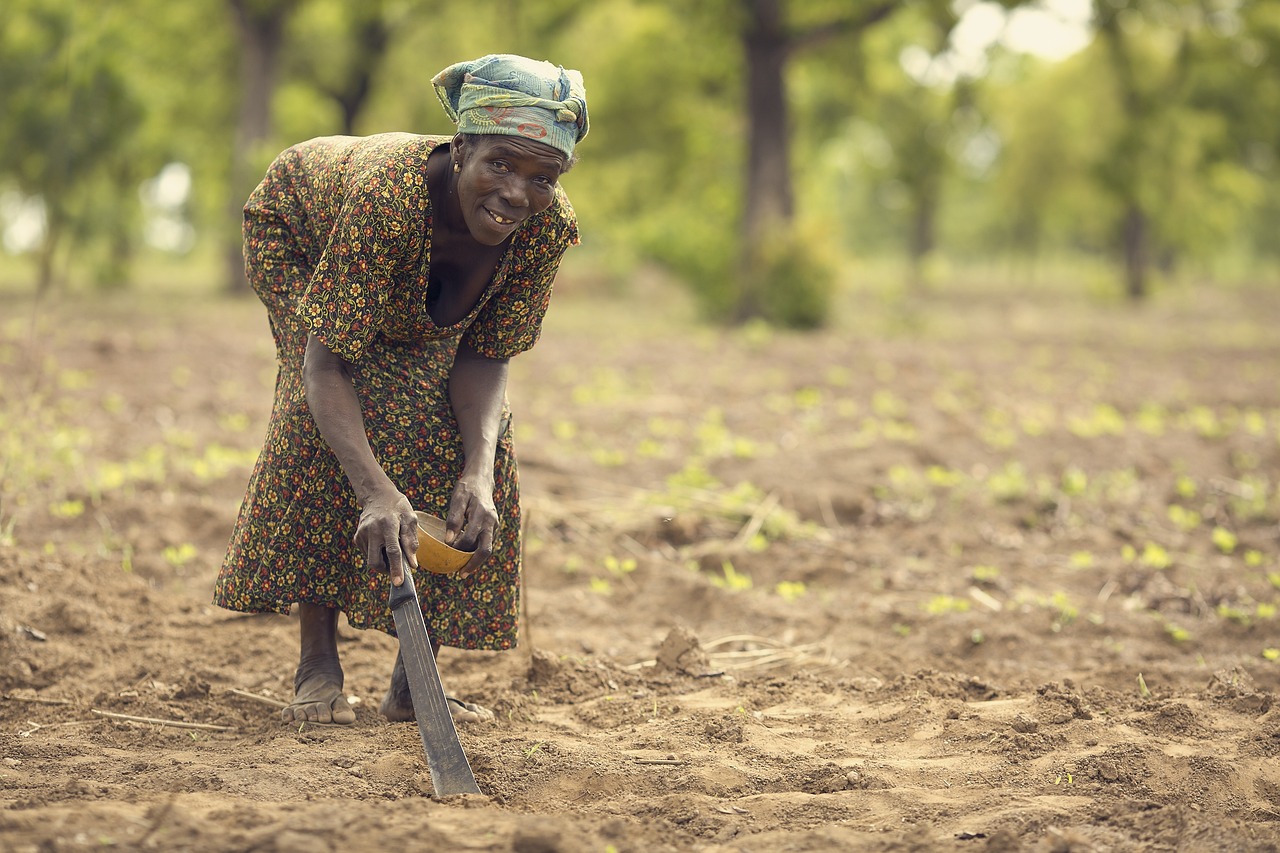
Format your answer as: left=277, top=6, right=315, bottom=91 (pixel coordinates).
left=500, top=177, right=531, bottom=208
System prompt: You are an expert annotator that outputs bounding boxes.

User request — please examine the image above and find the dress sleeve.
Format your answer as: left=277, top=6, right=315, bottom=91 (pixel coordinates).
left=462, top=191, right=580, bottom=360
left=296, top=162, right=418, bottom=363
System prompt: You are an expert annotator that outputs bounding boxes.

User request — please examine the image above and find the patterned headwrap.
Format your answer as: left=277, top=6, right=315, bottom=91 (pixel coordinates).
left=432, top=54, right=589, bottom=160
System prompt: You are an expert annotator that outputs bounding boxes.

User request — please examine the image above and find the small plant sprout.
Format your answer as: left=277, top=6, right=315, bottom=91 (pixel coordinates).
left=1174, top=474, right=1197, bottom=499
left=711, top=560, right=752, bottom=592
left=603, top=555, right=636, bottom=577
left=1140, top=543, right=1172, bottom=570
left=775, top=580, right=806, bottom=602
left=985, top=462, right=1030, bottom=503
left=1211, top=527, right=1238, bottom=555
left=1137, top=673, right=1152, bottom=698
left=1069, top=552, right=1094, bottom=570
left=1166, top=505, right=1201, bottom=532
left=1263, top=648, right=1280, bottom=662
left=50, top=499, right=86, bottom=519
left=163, top=543, right=198, bottom=568
left=971, top=564, right=1001, bottom=583
left=1067, top=403, right=1126, bottom=438
left=1243, top=550, right=1264, bottom=568
left=589, top=577, right=612, bottom=596
left=1061, top=467, right=1088, bottom=497
left=1136, top=403, right=1168, bottom=436
left=923, top=595, right=970, bottom=616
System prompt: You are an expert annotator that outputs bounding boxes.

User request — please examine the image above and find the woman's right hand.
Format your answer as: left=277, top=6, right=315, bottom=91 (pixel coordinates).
left=354, top=489, right=419, bottom=587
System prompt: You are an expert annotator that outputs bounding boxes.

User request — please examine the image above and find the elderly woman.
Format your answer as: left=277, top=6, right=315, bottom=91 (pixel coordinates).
left=213, top=55, right=588, bottom=725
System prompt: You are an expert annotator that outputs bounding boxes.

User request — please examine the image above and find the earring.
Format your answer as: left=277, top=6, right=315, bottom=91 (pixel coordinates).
left=453, top=161, right=460, bottom=173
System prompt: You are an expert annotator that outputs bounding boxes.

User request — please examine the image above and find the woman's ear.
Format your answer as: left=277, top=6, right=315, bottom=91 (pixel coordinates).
left=451, top=133, right=468, bottom=169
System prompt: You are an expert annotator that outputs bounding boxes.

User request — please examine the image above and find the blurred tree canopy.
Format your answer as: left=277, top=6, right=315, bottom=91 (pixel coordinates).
left=1, top=0, right=1277, bottom=323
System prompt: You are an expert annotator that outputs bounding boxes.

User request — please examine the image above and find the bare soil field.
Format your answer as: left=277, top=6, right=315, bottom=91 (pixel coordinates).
left=2, top=274, right=1279, bottom=852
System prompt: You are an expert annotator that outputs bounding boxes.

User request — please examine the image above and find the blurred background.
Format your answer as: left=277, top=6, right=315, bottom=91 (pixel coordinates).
left=1, top=0, right=1277, bottom=327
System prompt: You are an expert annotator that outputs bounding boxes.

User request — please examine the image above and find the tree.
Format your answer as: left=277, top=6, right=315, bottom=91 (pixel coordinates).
left=223, top=0, right=299, bottom=293
left=0, top=1, right=145, bottom=291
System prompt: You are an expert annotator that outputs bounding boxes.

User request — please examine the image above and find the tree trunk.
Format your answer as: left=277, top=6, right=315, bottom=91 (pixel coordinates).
left=36, top=218, right=62, bottom=296
left=1122, top=204, right=1149, bottom=300
left=738, top=0, right=794, bottom=320
left=224, top=0, right=294, bottom=293
left=333, top=3, right=389, bottom=136
left=908, top=185, right=937, bottom=293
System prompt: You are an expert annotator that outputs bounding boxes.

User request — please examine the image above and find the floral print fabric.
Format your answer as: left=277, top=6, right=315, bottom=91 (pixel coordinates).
left=213, top=133, right=578, bottom=649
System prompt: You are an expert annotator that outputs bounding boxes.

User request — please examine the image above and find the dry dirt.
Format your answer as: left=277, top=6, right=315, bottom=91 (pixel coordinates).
left=2, top=274, right=1280, bottom=852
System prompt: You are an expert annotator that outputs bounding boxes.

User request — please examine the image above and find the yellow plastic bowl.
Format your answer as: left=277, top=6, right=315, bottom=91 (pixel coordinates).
left=415, top=512, right=474, bottom=575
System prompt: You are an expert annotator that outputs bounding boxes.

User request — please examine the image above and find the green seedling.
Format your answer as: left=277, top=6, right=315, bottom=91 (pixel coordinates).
left=1211, top=527, right=1238, bottom=555
left=711, top=560, right=752, bottom=592
left=1067, top=403, right=1125, bottom=438
left=50, top=499, right=86, bottom=519
left=1167, top=505, right=1201, bottom=532
left=163, top=543, right=198, bottom=568
left=871, top=389, right=906, bottom=419
left=1263, top=649, right=1279, bottom=662
left=1069, top=552, right=1094, bottom=569
left=923, top=595, right=970, bottom=616
left=986, top=462, right=1030, bottom=503
left=1175, top=475, right=1197, bottom=499
left=775, top=580, right=806, bottom=602
left=589, top=577, right=612, bottom=596
left=1140, top=543, right=1172, bottom=570
left=1135, top=403, right=1168, bottom=436
left=590, top=448, right=627, bottom=467
left=971, top=565, right=1000, bottom=582
left=1216, top=603, right=1252, bottom=626
left=603, top=555, right=636, bottom=577
left=1061, top=467, right=1088, bottom=497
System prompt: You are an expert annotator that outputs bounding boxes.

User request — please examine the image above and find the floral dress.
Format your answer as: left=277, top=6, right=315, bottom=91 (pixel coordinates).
left=213, top=132, right=578, bottom=649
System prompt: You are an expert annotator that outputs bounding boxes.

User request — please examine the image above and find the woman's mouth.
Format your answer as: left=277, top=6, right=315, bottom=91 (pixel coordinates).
left=486, top=208, right=516, bottom=226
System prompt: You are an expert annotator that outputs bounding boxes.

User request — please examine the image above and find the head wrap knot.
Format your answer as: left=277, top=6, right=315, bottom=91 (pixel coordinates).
left=432, top=54, right=588, bottom=159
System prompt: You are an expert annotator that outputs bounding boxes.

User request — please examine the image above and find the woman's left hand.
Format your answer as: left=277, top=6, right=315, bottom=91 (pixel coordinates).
left=444, top=472, right=499, bottom=576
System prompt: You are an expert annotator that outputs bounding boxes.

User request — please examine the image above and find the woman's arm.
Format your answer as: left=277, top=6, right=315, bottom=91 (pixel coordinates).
left=446, top=340, right=510, bottom=573
left=303, top=333, right=418, bottom=586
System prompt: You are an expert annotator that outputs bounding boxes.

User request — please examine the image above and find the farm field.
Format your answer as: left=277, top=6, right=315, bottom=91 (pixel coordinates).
left=2, top=274, right=1279, bottom=852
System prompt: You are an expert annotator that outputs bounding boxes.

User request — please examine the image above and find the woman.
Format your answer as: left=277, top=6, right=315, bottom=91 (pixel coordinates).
left=213, top=55, right=588, bottom=726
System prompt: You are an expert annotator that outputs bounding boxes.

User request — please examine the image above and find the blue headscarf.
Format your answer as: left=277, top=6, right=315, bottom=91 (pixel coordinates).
left=432, top=54, right=588, bottom=159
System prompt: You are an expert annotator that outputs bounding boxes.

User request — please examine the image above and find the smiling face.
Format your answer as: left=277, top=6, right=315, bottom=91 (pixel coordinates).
left=451, top=134, right=568, bottom=246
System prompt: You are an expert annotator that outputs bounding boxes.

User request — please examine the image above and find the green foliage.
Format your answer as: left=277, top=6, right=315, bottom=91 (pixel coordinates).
left=1, top=0, right=1279, bottom=303
left=740, top=221, right=840, bottom=329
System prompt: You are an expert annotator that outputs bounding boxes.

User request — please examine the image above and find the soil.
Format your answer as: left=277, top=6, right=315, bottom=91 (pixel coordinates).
left=2, top=274, right=1279, bottom=852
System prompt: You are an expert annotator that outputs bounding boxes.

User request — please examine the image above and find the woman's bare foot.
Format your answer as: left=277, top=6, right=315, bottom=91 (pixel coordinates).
left=283, top=660, right=357, bottom=724
left=284, top=603, right=357, bottom=725
left=379, top=649, right=494, bottom=724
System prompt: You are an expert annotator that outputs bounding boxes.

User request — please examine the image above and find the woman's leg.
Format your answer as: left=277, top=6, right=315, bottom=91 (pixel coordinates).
left=282, top=603, right=358, bottom=724
left=379, top=648, right=494, bottom=724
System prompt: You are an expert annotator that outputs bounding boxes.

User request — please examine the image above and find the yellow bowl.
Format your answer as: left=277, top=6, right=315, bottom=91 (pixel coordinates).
left=415, top=511, right=474, bottom=575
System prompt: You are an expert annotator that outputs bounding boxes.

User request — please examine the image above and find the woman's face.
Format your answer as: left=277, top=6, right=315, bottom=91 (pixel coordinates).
left=453, top=135, right=568, bottom=246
